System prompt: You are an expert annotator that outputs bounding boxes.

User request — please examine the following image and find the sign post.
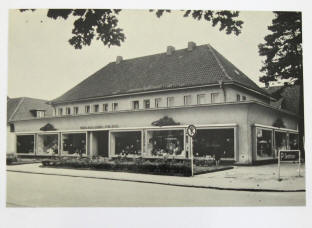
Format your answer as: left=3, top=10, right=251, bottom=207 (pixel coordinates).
left=278, top=150, right=301, bottom=181
left=187, top=125, right=197, bottom=177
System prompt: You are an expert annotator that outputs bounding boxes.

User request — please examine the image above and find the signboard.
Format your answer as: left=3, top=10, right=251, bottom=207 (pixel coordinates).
left=277, top=150, right=301, bottom=181
left=280, top=151, right=299, bottom=161
left=187, top=125, right=197, bottom=137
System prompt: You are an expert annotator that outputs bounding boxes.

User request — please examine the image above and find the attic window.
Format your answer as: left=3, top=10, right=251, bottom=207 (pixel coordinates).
left=37, top=111, right=45, bottom=118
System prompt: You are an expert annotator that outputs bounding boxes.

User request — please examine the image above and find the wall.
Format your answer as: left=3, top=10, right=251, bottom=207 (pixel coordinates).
left=7, top=125, right=16, bottom=154
left=52, top=84, right=268, bottom=116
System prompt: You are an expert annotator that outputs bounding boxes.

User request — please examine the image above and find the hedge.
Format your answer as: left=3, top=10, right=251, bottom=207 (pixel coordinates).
left=42, top=156, right=192, bottom=176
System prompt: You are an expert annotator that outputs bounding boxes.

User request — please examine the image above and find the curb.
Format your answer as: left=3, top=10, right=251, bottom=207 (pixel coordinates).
left=7, top=169, right=305, bottom=193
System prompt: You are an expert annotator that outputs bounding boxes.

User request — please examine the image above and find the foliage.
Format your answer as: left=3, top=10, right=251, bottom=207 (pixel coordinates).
left=6, top=153, right=18, bottom=165
left=151, top=116, right=180, bottom=126
left=42, top=156, right=192, bottom=176
left=258, top=11, right=302, bottom=85
left=20, top=9, right=243, bottom=49
left=272, top=117, right=286, bottom=128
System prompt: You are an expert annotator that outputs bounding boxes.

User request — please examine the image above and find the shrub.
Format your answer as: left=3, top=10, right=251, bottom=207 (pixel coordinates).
left=6, top=153, right=18, bottom=165
left=41, top=156, right=192, bottom=176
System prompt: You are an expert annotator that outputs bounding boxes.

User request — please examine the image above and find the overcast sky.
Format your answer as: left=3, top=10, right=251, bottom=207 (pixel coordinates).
left=8, top=9, right=275, bottom=100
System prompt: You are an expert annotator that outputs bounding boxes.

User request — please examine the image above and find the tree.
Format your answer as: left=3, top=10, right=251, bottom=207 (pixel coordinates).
left=258, top=11, right=304, bottom=157
left=20, top=9, right=243, bottom=49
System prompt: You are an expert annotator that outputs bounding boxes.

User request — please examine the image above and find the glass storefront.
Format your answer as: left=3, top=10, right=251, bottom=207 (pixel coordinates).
left=146, top=130, right=184, bottom=156
left=274, top=131, right=287, bottom=157
left=113, top=131, right=142, bottom=156
left=256, top=128, right=273, bottom=159
left=193, top=129, right=234, bottom=159
left=16, top=135, right=35, bottom=154
left=62, top=133, right=86, bottom=156
left=289, top=133, right=299, bottom=150
left=37, top=134, right=59, bottom=155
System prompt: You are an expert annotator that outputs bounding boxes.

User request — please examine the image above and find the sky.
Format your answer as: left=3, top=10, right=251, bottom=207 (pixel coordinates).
left=8, top=9, right=275, bottom=100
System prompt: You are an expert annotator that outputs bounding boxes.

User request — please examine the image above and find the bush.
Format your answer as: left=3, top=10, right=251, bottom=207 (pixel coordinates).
left=42, top=156, right=192, bottom=176
left=6, top=153, right=18, bottom=165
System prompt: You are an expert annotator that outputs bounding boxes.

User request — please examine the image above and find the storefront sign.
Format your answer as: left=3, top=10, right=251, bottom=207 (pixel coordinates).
left=280, top=151, right=299, bottom=161
left=277, top=150, right=301, bottom=181
left=80, top=124, right=119, bottom=129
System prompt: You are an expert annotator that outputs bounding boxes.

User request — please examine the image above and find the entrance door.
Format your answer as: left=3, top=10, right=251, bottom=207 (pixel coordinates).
left=93, top=131, right=109, bottom=157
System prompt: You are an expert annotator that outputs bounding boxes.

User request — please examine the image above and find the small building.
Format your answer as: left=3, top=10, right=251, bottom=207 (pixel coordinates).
left=7, top=43, right=301, bottom=164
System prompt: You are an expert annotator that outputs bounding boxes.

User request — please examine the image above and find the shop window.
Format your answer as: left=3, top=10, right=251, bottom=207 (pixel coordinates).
left=37, top=134, right=58, bottom=155
left=58, top=108, right=63, bottom=116
left=155, top=98, right=161, bottom=108
left=73, top=107, right=79, bottom=115
left=274, top=131, right=287, bottom=157
left=112, top=131, right=141, bottom=156
left=289, top=133, right=299, bottom=150
left=132, top=100, right=139, bottom=110
left=256, top=129, right=273, bottom=159
left=112, top=102, right=118, bottom=111
left=146, top=130, right=184, bottom=156
left=167, top=97, right=174, bottom=107
left=103, top=103, right=108, bottom=112
left=66, top=107, right=71, bottom=115
left=62, top=133, right=86, bottom=156
left=93, top=104, right=99, bottom=113
left=36, top=110, right=45, bottom=118
left=197, top=94, right=205, bottom=104
left=211, top=93, right=219, bottom=103
left=184, top=95, right=192, bottom=105
left=85, top=105, right=90, bottom=113
left=143, top=99, right=150, bottom=109
left=17, top=135, right=34, bottom=154
left=237, top=94, right=241, bottom=102
left=193, top=129, right=234, bottom=159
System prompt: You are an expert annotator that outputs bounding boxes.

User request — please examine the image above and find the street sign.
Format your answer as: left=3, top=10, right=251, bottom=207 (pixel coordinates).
left=187, top=124, right=197, bottom=137
left=277, top=150, right=301, bottom=181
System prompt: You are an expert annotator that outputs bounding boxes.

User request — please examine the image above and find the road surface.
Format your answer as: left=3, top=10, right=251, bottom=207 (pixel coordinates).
left=6, top=171, right=305, bottom=207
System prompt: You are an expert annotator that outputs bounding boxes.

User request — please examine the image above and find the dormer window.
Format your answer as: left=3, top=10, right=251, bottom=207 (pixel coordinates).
left=36, top=110, right=45, bottom=118
left=31, top=109, right=45, bottom=118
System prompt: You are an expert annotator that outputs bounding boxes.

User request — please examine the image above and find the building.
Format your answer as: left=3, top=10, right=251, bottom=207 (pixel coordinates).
left=8, top=43, right=300, bottom=164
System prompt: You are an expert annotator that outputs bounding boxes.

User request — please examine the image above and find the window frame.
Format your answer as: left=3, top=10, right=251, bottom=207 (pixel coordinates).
left=167, top=97, right=174, bottom=107
left=112, top=102, right=118, bottom=111
left=183, top=95, right=192, bottom=106
left=103, top=103, right=109, bottom=112
left=211, top=93, right=219, bottom=103
left=85, top=105, right=90, bottom=113
left=73, top=106, right=79, bottom=115
left=93, top=104, right=99, bottom=113
left=143, top=99, right=150, bottom=109
left=132, top=100, right=140, bottom=110
left=197, top=94, right=205, bottom=105
left=65, top=107, right=71, bottom=115
left=155, top=98, right=161, bottom=108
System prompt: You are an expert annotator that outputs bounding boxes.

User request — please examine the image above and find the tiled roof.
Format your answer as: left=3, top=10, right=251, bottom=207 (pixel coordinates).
left=52, top=44, right=268, bottom=104
left=263, top=85, right=301, bottom=114
left=7, top=97, right=54, bottom=122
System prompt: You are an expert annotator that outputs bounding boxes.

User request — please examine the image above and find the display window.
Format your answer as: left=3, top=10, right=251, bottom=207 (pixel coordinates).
left=16, top=135, right=35, bottom=154
left=61, top=133, right=86, bottom=156
left=193, top=128, right=234, bottom=159
left=274, top=131, right=287, bottom=157
left=256, top=128, right=273, bottom=159
left=113, top=131, right=142, bottom=156
left=146, top=130, right=184, bottom=157
left=289, top=133, right=299, bottom=150
left=37, top=134, right=59, bottom=155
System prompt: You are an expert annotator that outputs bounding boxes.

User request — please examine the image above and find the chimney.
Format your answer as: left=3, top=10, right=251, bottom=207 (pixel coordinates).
left=116, top=56, right=123, bottom=64
left=187, top=41, right=196, bottom=51
left=166, top=46, right=175, bottom=55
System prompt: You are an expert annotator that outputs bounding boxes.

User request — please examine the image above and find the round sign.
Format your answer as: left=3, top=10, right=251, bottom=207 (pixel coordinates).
left=187, top=125, right=197, bottom=137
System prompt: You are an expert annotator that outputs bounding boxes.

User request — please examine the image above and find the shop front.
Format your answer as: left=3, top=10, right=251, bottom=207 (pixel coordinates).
left=16, top=134, right=35, bottom=155
left=109, top=130, right=142, bottom=157
left=37, top=133, right=59, bottom=155
left=253, top=124, right=299, bottom=162
left=61, top=132, right=87, bottom=156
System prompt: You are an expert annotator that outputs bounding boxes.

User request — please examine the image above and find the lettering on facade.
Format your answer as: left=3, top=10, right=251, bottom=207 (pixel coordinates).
left=80, top=124, right=118, bottom=129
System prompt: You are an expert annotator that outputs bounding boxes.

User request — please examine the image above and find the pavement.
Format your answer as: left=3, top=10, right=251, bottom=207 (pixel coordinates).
left=6, top=162, right=305, bottom=192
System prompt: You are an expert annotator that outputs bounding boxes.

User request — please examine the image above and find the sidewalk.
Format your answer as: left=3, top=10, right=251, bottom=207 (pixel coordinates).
left=7, top=163, right=305, bottom=192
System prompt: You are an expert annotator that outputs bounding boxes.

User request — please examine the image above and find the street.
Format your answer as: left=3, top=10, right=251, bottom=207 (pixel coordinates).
left=6, top=171, right=305, bottom=207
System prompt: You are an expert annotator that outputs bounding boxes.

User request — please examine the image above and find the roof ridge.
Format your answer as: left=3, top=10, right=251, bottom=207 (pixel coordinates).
left=8, top=97, right=24, bottom=122
left=206, top=44, right=233, bottom=81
